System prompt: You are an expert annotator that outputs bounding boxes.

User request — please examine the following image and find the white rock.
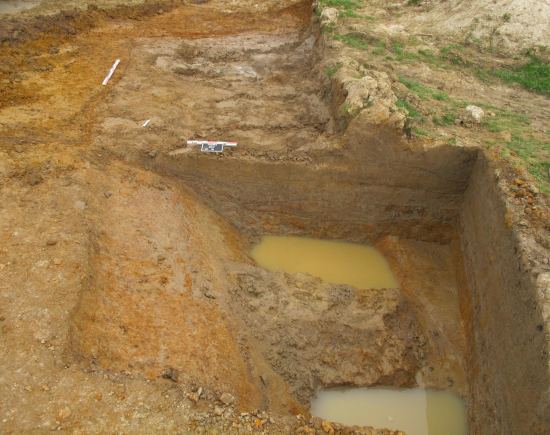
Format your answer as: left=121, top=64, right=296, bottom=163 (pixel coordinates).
left=465, top=105, right=485, bottom=123
left=219, top=392, right=235, bottom=405
left=320, top=7, right=339, bottom=25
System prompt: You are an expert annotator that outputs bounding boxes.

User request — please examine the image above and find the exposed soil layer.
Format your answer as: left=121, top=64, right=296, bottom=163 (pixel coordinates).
left=1, top=0, right=549, bottom=434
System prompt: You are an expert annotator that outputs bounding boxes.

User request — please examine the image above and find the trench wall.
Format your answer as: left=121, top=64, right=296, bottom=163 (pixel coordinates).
left=153, top=135, right=477, bottom=244
left=459, top=153, right=550, bottom=434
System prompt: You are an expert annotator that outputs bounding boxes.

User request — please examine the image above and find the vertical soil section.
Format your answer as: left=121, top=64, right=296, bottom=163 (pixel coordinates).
left=460, top=153, right=550, bottom=434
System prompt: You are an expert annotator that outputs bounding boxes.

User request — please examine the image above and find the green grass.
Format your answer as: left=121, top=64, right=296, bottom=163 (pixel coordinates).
left=480, top=107, right=549, bottom=191
left=493, top=57, right=550, bottom=95
left=392, top=42, right=421, bottom=62
left=333, top=33, right=369, bottom=50
left=407, top=0, right=422, bottom=5
left=321, top=23, right=336, bottom=34
left=341, top=102, right=360, bottom=117
left=372, top=44, right=386, bottom=56
left=506, top=135, right=550, bottom=189
left=433, top=112, right=457, bottom=126
left=398, top=76, right=449, bottom=101
left=319, top=0, right=363, bottom=18
left=413, top=126, right=430, bottom=136
left=325, top=62, right=343, bottom=78
left=439, top=44, right=468, bottom=66
left=480, top=109, right=530, bottom=133
left=396, top=98, right=421, bottom=118
left=417, top=49, right=439, bottom=63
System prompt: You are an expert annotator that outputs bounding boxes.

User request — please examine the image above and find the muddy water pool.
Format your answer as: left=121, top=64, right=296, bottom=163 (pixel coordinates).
left=250, top=236, right=398, bottom=289
left=311, top=387, right=467, bottom=435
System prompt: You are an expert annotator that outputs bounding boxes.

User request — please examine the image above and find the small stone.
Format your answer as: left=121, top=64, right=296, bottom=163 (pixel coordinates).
left=201, top=286, right=216, bottom=299
left=41, top=384, right=50, bottom=392
left=514, top=178, right=525, bottom=186
left=214, top=406, right=224, bottom=416
left=15, top=145, right=24, bottom=153
left=148, top=149, right=159, bottom=158
left=53, top=258, right=62, bottom=266
left=27, top=173, right=43, bottom=186
left=161, top=367, right=179, bottom=382
left=219, top=392, right=235, bottom=406
left=74, top=200, right=86, bottom=210
left=528, top=184, right=539, bottom=195
left=56, top=407, right=71, bottom=421
left=103, top=191, right=112, bottom=198
left=46, top=240, right=57, bottom=246
left=187, top=387, right=203, bottom=403
left=157, top=254, right=166, bottom=263
left=322, top=420, right=334, bottom=434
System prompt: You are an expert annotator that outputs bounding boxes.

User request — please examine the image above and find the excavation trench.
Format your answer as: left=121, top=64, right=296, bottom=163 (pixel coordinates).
left=64, top=1, right=550, bottom=434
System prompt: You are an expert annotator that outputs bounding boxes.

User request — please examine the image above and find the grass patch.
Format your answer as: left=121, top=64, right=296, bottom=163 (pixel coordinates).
left=417, top=49, right=439, bottom=63
left=399, top=76, right=449, bottom=101
left=481, top=109, right=530, bottom=133
left=413, top=126, right=430, bottom=136
left=494, top=57, right=550, bottom=95
left=481, top=108, right=549, bottom=190
left=391, top=42, right=421, bottom=62
left=319, top=0, right=365, bottom=18
left=439, top=44, right=468, bottom=66
left=396, top=98, right=421, bottom=118
left=333, top=33, right=369, bottom=50
left=507, top=135, right=550, bottom=189
left=325, top=62, right=343, bottom=78
left=321, top=23, right=336, bottom=34
left=341, top=102, right=360, bottom=117
left=433, top=112, right=457, bottom=126
left=372, top=45, right=386, bottom=56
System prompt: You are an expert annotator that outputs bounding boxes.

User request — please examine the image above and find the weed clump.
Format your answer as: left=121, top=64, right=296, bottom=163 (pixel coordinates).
left=325, top=63, right=343, bottom=78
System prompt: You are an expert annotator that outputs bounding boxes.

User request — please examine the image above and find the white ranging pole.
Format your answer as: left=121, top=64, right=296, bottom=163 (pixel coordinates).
left=102, top=59, right=121, bottom=86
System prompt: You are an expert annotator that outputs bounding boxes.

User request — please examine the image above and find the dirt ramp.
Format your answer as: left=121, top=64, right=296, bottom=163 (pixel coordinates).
left=68, top=164, right=264, bottom=408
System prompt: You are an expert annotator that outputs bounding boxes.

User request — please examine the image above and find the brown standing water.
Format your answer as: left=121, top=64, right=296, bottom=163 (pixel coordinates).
left=311, top=388, right=468, bottom=435
left=250, top=236, right=399, bottom=289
